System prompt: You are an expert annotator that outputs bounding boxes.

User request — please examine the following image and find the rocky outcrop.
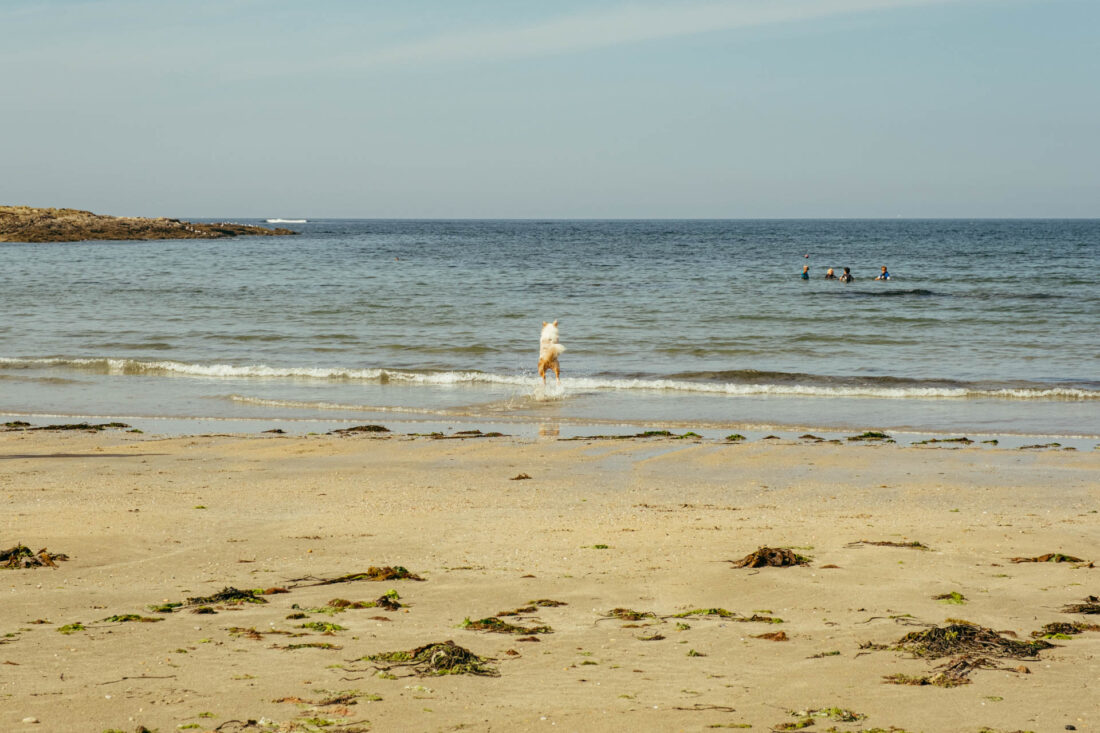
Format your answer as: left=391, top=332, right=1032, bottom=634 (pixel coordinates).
left=0, top=206, right=298, bottom=242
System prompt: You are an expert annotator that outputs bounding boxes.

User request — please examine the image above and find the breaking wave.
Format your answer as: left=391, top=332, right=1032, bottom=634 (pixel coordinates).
left=0, top=356, right=1095, bottom=401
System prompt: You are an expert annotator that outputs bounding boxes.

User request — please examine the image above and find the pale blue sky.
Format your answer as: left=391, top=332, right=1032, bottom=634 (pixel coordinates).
left=3, top=0, right=1097, bottom=218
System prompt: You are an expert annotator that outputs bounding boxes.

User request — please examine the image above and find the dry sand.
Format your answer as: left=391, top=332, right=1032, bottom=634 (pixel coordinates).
left=1, top=429, right=1097, bottom=733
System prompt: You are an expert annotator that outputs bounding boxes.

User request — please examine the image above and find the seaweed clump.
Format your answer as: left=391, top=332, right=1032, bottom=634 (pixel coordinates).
left=33, top=422, right=131, bottom=431
left=847, top=431, right=893, bottom=442
left=1009, top=553, right=1085, bottom=564
left=671, top=608, right=783, bottom=624
left=102, top=614, right=163, bottom=623
left=884, top=655, right=1005, bottom=688
left=848, top=540, right=930, bottom=550
left=1061, top=595, right=1100, bottom=614
left=430, top=429, right=505, bottom=439
left=186, top=587, right=267, bottom=606
left=1030, top=621, right=1100, bottom=639
left=463, top=617, right=552, bottom=635
left=564, top=430, right=681, bottom=441
left=603, top=608, right=657, bottom=622
left=320, top=566, right=424, bottom=584
left=933, top=591, right=967, bottom=605
left=367, top=640, right=498, bottom=677
left=323, top=589, right=402, bottom=612
left=771, top=708, right=868, bottom=731
left=329, top=424, right=390, bottom=434
left=913, top=437, right=973, bottom=445
left=894, top=622, right=1054, bottom=659
left=730, top=547, right=811, bottom=568
left=149, top=602, right=183, bottom=613
left=1, top=545, right=69, bottom=569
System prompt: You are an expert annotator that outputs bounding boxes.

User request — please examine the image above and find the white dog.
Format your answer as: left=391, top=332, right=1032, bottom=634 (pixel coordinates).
left=538, top=320, right=565, bottom=383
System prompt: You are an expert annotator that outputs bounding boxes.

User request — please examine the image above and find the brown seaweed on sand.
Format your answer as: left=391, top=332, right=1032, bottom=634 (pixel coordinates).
left=366, top=640, right=498, bottom=677
left=463, top=617, right=552, bottom=635
left=278, top=642, right=342, bottom=651
left=847, top=540, right=930, bottom=550
left=186, top=587, right=268, bottom=606
left=1, top=545, right=69, bottom=569
left=1030, top=621, right=1100, bottom=638
left=601, top=608, right=658, bottom=622
left=101, top=614, right=163, bottom=623
left=329, top=424, right=390, bottom=434
left=846, top=431, right=893, bottom=442
left=290, top=566, right=425, bottom=586
left=1009, top=552, right=1085, bottom=564
left=430, top=429, right=506, bottom=439
left=33, top=422, right=131, bottom=431
left=913, top=436, right=973, bottom=445
left=495, top=599, right=566, bottom=616
left=1061, top=595, right=1100, bottom=614
left=884, top=655, right=1006, bottom=687
left=325, top=589, right=404, bottom=607
left=730, top=547, right=811, bottom=568
left=563, top=430, right=706, bottom=441
left=893, top=621, right=1054, bottom=660
left=668, top=608, right=784, bottom=624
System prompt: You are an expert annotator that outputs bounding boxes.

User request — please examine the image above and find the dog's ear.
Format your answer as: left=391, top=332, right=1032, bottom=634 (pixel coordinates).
left=542, top=321, right=548, bottom=327
left=553, top=320, right=558, bottom=326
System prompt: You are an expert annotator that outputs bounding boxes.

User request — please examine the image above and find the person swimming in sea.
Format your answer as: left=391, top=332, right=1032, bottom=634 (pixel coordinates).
left=825, top=268, right=837, bottom=280
left=875, top=265, right=891, bottom=281
left=800, top=264, right=810, bottom=280
left=839, top=267, right=853, bottom=283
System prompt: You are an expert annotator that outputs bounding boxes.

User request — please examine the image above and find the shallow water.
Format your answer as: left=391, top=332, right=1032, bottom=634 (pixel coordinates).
left=1, top=219, right=1097, bottom=436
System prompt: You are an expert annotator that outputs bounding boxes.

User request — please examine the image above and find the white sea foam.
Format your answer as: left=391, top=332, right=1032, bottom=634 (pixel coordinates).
left=0, top=357, right=1095, bottom=401
left=224, top=394, right=457, bottom=415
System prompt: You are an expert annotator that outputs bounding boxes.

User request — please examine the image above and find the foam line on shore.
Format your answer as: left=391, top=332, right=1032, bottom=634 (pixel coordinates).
left=1, top=356, right=1096, bottom=401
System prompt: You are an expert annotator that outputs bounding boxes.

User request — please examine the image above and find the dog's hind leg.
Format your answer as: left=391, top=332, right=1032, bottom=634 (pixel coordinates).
left=551, top=362, right=560, bottom=383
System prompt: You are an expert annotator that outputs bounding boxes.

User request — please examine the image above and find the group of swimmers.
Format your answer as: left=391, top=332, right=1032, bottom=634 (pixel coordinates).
left=800, top=264, right=890, bottom=282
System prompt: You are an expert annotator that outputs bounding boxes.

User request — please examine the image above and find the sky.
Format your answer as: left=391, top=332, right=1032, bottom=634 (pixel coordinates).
left=2, top=0, right=1098, bottom=218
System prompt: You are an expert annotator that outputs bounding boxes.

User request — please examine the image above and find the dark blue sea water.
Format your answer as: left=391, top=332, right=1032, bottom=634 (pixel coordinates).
left=1, top=219, right=1097, bottom=436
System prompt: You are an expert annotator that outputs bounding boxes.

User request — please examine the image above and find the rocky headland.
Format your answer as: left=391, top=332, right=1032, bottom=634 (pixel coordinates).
left=0, top=205, right=298, bottom=242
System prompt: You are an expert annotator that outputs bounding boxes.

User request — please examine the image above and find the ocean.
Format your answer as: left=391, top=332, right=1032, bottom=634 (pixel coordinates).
left=1, top=219, right=1097, bottom=440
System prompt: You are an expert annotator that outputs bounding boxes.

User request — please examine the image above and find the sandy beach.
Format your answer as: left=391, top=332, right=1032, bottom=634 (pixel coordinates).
left=1, top=428, right=1097, bottom=733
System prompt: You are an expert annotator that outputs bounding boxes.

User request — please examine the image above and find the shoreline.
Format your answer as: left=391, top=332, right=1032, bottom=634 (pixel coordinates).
left=3, top=411, right=1098, bottom=449
left=1, top=430, right=1097, bottom=731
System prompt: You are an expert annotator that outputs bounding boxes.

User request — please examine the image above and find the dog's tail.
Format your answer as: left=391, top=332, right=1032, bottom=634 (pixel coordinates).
left=545, top=343, right=565, bottom=358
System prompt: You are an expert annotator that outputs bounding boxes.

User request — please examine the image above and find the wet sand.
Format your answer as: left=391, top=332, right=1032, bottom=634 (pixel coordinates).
left=1, top=429, right=1097, bottom=732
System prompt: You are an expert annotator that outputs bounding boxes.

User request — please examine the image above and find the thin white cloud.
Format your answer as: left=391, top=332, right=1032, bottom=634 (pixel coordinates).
left=322, top=0, right=967, bottom=71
